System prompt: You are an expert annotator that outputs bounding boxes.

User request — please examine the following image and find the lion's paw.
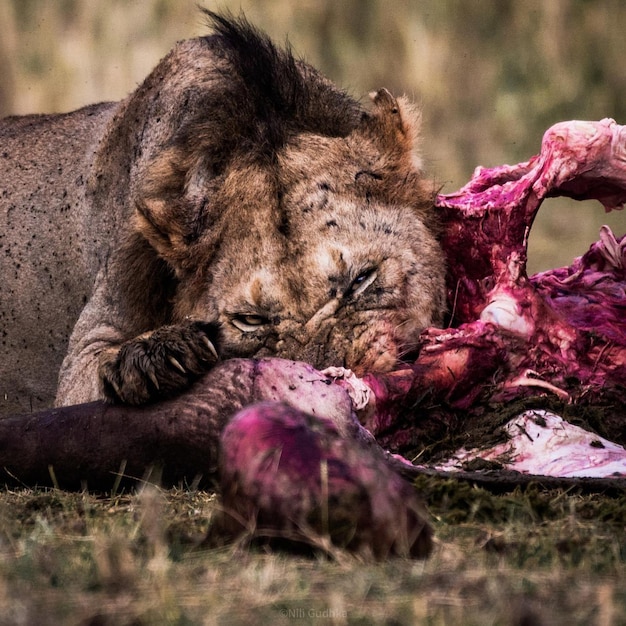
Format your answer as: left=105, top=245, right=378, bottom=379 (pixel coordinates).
left=99, top=321, right=220, bottom=404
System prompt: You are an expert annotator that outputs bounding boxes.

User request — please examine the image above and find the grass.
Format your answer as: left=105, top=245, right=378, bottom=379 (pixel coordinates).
left=0, top=479, right=623, bottom=625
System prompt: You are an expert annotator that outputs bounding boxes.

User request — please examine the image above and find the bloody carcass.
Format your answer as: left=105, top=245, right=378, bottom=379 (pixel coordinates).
left=361, top=118, right=626, bottom=473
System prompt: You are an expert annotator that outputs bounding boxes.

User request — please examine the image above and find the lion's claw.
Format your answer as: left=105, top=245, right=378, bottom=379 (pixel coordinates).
left=168, top=356, right=186, bottom=374
left=99, top=321, right=221, bottom=404
left=202, top=335, right=219, bottom=360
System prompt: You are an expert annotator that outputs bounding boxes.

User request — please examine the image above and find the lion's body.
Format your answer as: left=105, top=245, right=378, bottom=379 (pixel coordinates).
left=0, top=14, right=445, bottom=415
left=0, top=104, right=118, bottom=413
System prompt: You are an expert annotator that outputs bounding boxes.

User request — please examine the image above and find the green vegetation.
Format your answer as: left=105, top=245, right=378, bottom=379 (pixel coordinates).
left=0, top=481, right=624, bottom=624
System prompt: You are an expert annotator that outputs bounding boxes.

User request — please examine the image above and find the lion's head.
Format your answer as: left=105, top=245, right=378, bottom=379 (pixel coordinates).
left=128, top=12, right=445, bottom=375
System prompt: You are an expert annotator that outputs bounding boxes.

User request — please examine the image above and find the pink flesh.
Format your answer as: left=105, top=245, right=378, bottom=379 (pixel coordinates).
left=434, top=118, right=626, bottom=400
left=354, top=119, right=626, bottom=476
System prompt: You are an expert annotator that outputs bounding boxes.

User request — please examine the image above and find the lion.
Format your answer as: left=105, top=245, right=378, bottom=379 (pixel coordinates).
left=0, top=12, right=445, bottom=415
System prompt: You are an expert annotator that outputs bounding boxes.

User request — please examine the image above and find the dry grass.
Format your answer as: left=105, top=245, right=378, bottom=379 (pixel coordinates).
left=0, top=479, right=623, bottom=625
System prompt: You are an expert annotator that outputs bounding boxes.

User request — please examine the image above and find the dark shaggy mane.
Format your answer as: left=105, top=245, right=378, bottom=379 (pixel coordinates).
left=198, top=10, right=362, bottom=156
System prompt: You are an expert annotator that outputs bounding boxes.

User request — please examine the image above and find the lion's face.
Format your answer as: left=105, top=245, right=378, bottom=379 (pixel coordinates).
left=209, top=197, right=444, bottom=374
left=166, top=96, right=445, bottom=374
left=130, top=24, right=446, bottom=376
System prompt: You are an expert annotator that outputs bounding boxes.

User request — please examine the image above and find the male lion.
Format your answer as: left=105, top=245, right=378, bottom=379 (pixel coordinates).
left=0, top=12, right=445, bottom=414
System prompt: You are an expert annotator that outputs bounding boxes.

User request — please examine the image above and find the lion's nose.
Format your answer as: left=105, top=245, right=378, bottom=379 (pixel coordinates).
left=274, top=298, right=341, bottom=349
left=272, top=304, right=345, bottom=369
left=304, top=298, right=341, bottom=334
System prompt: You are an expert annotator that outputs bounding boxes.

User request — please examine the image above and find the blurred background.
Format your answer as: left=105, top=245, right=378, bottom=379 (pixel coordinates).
left=1, top=0, right=625, bottom=273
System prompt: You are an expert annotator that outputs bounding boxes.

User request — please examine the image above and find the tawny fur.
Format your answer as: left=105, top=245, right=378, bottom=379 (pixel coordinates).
left=0, top=12, right=445, bottom=412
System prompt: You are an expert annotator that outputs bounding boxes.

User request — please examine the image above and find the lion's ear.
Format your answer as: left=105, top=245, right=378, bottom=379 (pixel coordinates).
left=349, top=90, right=436, bottom=221
left=357, top=88, right=423, bottom=170
left=132, top=147, right=212, bottom=272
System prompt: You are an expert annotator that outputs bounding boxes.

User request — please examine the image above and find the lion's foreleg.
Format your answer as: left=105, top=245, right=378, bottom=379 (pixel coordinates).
left=57, top=280, right=220, bottom=406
